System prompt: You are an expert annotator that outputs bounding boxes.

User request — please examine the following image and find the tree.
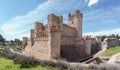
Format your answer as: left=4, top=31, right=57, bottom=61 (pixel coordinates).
left=14, top=39, right=22, bottom=46
left=101, top=34, right=120, bottom=41
left=110, top=34, right=116, bottom=38
left=116, top=34, right=119, bottom=39
left=10, top=40, right=15, bottom=44
left=101, top=35, right=107, bottom=41
left=0, top=34, right=6, bottom=45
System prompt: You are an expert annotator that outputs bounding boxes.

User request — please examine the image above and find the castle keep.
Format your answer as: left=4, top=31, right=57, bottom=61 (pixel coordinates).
left=22, top=10, right=101, bottom=62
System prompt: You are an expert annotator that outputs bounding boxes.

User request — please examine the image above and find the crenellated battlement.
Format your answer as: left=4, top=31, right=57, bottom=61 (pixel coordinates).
left=68, top=10, right=83, bottom=21
left=83, top=36, right=91, bottom=40
left=23, top=37, right=28, bottom=44
left=35, top=22, right=44, bottom=31
left=34, top=22, right=45, bottom=37
left=48, top=14, right=62, bottom=33
left=34, top=36, right=48, bottom=41
left=30, top=29, right=35, bottom=38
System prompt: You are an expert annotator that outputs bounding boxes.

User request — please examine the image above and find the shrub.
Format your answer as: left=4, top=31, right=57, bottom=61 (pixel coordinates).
left=13, top=55, right=39, bottom=68
left=67, top=64, right=91, bottom=70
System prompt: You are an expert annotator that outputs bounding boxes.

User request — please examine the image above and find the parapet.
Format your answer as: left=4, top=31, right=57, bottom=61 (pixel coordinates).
left=75, top=10, right=83, bottom=18
left=34, top=22, right=45, bottom=37
left=83, top=36, right=91, bottom=40
left=68, top=10, right=83, bottom=22
left=95, top=36, right=101, bottom=38
left=48, top=13, right=63, bottom=26
left=34, top=36, right=48, bottom=41
left=58, top=16, right=63, bottom=21
left=94, top=36, right=102, bottom=43
left=23, top=37, right=28, bottom=44
left=30, top=29, right=35, bottom=38
left=63, top=24, right=76, bottom=30
left=23, top=37, right=27, bottom=41
left=35, top=22, right=44, bottom=30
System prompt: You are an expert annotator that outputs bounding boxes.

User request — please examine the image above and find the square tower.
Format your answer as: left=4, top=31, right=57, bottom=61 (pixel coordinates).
left=48, top=13, right=63, bottom=59
left=68, top=10, right=83, bottom=38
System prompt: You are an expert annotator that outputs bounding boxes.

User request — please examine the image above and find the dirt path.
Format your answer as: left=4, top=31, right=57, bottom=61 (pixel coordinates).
left=107, top=52, right=120, bottom=64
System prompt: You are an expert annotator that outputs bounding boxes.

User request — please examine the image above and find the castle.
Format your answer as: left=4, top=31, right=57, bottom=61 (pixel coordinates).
left=22, top=10, right=101, bottom=62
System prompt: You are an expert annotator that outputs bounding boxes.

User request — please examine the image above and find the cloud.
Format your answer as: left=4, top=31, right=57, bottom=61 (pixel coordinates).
left=84, top=28, right=120, bottom=36
left=1, top=0, right=86, bottom=40
left=83, top=6, right=120, bottom=33
left=88, top=0, right=99, bottom=7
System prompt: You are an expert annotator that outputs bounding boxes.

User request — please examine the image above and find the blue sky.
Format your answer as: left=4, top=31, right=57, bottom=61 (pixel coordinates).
left=0, top=0, right=120, bottom=40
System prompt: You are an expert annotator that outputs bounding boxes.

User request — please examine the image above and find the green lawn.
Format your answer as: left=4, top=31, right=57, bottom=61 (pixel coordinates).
left=0, top=56, right=57, bottom=70
left=0, top=46, right=58, bottom=70
left=0, top=47, right=5, bottom=51
left=102, top=46, right=120, bottom=56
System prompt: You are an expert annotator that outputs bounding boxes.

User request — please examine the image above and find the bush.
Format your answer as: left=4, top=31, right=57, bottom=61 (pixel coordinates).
left=88, top=63, right=120, bottom=70
left=36, top=59, right=68, bottom=70
left=67, top=64, right=90, bottom=70
left=0, top=48, right=39, bottom=68
left=0, top=48, right=15, bottom=59
left=0, top=47, right=5, bottom=56
left=39, top=59, right=56, bottom=67
left=13, top=55, right=39, bottom=68
left=1, top=47, right=120, bottom=70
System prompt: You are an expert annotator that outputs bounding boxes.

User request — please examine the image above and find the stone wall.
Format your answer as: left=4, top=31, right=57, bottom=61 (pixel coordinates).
left=30, top=29, right=35, bottom=38
left=91, top=37, right=102, bottom=55
left=61, top=36, right=76, bottom=45
left=24, top=36, right=50, bottom=59
left=83, top=36, right=92, bottom=56
left=60, top=36, right=92, bottom=62
left=102, top=38, right=120, bottom=49
left=60, top=44, right=84, bottom=62
left=49, top=33, right=60, bottom=59
left=33, top=40, right=49, bottom=54
left=61, top=24, right=77, bottom=37
left=22, top=37, right=28, bottom=49
left=43, top=26, right=49, bottom=36
left=60, top=42, right=91, bottom=62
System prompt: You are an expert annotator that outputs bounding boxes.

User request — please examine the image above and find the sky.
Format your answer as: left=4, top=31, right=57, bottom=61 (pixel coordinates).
left=0, top=0, right=120, bottom=40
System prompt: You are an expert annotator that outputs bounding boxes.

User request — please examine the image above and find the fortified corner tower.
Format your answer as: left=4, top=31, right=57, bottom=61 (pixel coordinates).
left=68, top=10, right=83, bottom=38
left=48, top=13, right=63, bottom=59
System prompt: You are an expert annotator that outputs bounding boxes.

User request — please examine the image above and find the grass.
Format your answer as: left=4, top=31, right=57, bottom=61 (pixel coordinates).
left=0, top=45, right=57, bottom=70
left=0, top=47, right=5, bottom=51
left=0, top=57, right=57, bottom=70
left=102, top=46, right=120, bottom=56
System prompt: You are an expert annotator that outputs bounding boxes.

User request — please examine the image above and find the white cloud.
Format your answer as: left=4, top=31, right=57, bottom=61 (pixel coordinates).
left=83, top=6, right=120, bottom=30
left=1, top=0, right=86, bottom=40
left=84, top=28, right=120, bottom=36
left=88, top=0, right=99, bottom=7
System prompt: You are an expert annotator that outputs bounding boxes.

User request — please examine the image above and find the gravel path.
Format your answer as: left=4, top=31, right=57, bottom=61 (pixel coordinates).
left=107, top=53, right=120, bottom=64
